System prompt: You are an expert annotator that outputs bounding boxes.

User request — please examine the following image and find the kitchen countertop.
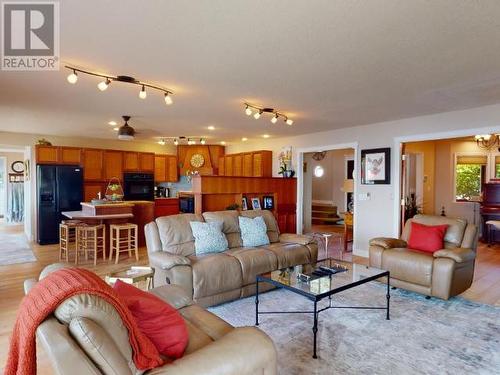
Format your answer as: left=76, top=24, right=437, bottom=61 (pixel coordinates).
left=62, top=211, right=134, bottom=220
left=81, top=201, right=154, bottom=207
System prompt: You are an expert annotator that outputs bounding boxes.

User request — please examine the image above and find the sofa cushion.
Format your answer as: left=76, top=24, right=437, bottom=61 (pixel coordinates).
left=402, top=214, right=467, bottom=248
left=113, top=280, right=188, bottom=359
left=408, top=222, right=448, bottom=253
left=225, top=247, right=278, bottom=285
left=156, top=213, right=204, bottom=256
left=382, top=248, right=434, bottom=287
left=240, top=210, right=280, bottom=243
left=188, top=253, right=243, bottom=298
left=190, top=221, right=228, bottom=255
left=262, top=242, right=311, bottom=269
left=238, top=216, right=270, bottom=247
left=202, top=211, right=242, bottom=248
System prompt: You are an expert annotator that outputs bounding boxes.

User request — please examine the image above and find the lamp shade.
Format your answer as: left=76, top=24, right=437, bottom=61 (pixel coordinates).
left=341, top=179, right=354, bottom=193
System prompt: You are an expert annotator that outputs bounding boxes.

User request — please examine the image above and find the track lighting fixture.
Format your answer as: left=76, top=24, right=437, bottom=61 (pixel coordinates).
left=65, top=65, right=174, bottom=105
left=139, top=85, right=147, bottom=99
left=200, top=138, right=206, bottom=145
left=174, top=138, right=179, bottom=146
left=244, top=102, right=295, bottom=125
left=164, top=93, right=173, bottom=105
left=158, top=139, right=166, bottom=145
left=98, top=78, right=111, bottom=91
left=67, top=70, right=78, bottom=84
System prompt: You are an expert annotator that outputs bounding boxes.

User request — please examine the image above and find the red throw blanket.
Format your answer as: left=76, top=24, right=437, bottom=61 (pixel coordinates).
left=5, top=267, right=163, bottom=375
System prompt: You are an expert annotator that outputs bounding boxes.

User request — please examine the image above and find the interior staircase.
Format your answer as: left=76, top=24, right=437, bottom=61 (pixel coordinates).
left=311, top=203, right=341, bottom=225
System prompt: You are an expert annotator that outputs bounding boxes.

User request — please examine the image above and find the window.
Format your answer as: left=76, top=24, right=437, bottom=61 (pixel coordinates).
left=455, top=154, right=487, bottom=201
left=314, top=165, right=324, bottom=178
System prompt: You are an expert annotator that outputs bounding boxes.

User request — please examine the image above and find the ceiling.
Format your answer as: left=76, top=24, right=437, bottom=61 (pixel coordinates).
left=2, top=0, right=500, bottom=145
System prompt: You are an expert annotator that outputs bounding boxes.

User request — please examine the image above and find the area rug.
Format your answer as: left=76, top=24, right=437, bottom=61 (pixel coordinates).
left=209, top=283, right=500, bottom=374
left=0, top=233, right=36, bottom=266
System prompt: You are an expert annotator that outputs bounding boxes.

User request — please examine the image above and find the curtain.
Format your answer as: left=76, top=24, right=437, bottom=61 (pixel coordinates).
left=6, top=182, right=24, bottom=223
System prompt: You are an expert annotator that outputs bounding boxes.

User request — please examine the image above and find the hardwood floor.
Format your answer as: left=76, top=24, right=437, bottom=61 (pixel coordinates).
left=0, top=229, right=499, bottom=374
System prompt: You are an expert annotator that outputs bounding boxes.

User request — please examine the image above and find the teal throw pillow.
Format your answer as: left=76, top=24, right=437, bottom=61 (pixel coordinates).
left=190, top=221, right=228, bottom=255
left=239, top=216, right=270, bottom=247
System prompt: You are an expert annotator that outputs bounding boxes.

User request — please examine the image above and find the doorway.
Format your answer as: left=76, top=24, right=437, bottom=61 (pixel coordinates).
left=298, top=145, right=356, bottom=260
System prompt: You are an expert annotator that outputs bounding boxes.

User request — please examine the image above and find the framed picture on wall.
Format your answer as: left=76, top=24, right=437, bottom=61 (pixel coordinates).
left=242, top=197, right=248, bottom=210
left=361, top=147, right=391, bottom=185
left=251, top=197, right=261, bottom=210
left=263, top=196, right=274, bottom=210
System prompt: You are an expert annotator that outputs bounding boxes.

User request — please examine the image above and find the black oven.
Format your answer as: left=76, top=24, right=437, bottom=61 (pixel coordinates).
left=123, top=173, right=154, bottom=201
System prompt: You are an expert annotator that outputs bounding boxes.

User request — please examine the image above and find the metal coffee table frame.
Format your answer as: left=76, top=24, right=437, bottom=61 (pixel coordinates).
left=255, top=265, right=390, bottom=359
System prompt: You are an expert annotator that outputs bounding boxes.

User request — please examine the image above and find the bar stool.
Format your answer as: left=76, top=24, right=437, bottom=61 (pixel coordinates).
left=109, top=223, right=138, bottom=264
left=59, top=220, right=83, bottom=262
left=75, top=224, right=106, bottom=266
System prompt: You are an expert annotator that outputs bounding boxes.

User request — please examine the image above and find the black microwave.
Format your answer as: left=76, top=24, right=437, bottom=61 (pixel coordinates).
left=123, top=173, right=154, bottom=201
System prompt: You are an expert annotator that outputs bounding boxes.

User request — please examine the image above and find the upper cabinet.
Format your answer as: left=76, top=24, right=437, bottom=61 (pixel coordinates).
left=60, top=147, right=82, bottom=164
left=36, top=145, right=82, bottom=165
left=123, top=152, right=155, bottom=172
left=103, top=150, right=123, bottom=180
left=139, top=153, right=155, bottom=172
left=36, top=145, right=59, bottom=164
left=154, top=154, right=178, bottom=182
left=123, top=152, right=139, bottom=171
left=219, top=151, right=272, bottom=177
left=83, top=149, right=104, bottom=181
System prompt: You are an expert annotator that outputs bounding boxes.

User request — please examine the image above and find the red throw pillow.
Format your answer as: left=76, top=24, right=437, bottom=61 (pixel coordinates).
left=408, top=221, right=448, bottom=253
left=113, top=280, right=188, bottom=359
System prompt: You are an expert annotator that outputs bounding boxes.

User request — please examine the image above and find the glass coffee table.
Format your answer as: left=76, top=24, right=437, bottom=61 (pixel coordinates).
left=255, top=258, right=390, bottom=358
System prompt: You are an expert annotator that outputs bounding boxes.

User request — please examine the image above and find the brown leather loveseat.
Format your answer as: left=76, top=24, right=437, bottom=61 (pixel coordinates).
left=369, top=214, right=478, bottom=300
left=145, top=210, right=318, bottom=307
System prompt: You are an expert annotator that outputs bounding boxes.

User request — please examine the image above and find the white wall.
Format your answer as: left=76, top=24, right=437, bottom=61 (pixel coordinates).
left=227, top=103, right=500, bottom=257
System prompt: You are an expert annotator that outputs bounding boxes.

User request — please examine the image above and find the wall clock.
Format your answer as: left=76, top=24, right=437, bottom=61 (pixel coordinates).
left=190, top=153, right=205, bottom=168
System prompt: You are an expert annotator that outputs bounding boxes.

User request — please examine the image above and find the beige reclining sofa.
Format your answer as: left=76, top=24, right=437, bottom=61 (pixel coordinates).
left=145, top=210, right=318, bottom=307
left=25, top=263, right=277, bottom=375
left=369, top=214, right=478, bottom=300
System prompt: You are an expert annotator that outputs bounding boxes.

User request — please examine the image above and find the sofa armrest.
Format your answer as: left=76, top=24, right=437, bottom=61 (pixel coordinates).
left=149, top=285, right=193, bottom=309
left=146, top=327, right=277, bottom=375
left=369, top=237, right=407, bottom=249
left=149, top=251, right=191, bottom=270
left=279, top=233, right=315, bottom=245
left=433, top=248, right=476, bottom=263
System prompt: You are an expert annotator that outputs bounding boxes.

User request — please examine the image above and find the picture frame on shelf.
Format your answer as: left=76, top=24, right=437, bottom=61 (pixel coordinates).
left=263, top=195, right=274, bottom=210
left=251, top=197, right=261, bottom=210
left=242, top=197, right=248, bottom=211
left=361, top=147, right=391, bottom=185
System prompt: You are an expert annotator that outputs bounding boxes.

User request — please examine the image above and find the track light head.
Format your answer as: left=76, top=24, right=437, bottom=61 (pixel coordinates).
left=254, top=111, right=262, bottom=120
left=67, top=70, right=78, bottom=84
left=245, top=106, right=252, bottom=116
left=200, top=138, right=206, bottom=145
left=139, top=85, right=147, bottom=99
left=98, top=78, right=110, bottom=91
left=271, top=114, right=278, bottom=124
left=286, top=118, right=293, bottom=125
left=164, top=93, right=173, bottom=105
left=158, top=139, right=166, bottom=145
left=174, top=138, right=179, bottom=146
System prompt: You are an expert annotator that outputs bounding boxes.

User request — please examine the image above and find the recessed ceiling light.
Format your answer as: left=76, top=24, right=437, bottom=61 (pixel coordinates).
left=262, top=134, right=270, bottom=138
left=113, top=127, right=119, bottom=131
left=220, top=141, right=226, bottom=145
left=108, top=121, right=117, bottom=126
left=241, top=137, right=248, bottom=142
left=208, top=126, right=215, bottom=130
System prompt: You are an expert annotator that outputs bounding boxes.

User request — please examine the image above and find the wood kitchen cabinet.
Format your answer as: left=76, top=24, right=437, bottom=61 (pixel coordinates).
left=36, top=145, right=59, bottom=164
left=60, top=147, right=82, bottom=164
left=83, top=149, right=104, bottom=180
left=104, top=150, right=123, bottom=180
left=123, top=152, right=139, bottom=171
left=218, top=151, right=272, bottom=177
left=84, top=182, right=105, bottom=202
left=139, top=153, right=155, bottom=171
left=154, top=154, right=178, bottom=182
left=154, top=198, right=180, bottom=218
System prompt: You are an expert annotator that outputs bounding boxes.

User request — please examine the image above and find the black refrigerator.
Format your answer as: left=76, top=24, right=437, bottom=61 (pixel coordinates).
left=37, top=165, right=83, bottom=244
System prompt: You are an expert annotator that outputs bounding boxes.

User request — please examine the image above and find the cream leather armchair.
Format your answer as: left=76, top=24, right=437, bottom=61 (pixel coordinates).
left=369, top=214, right=478, bottom=300
left=25, top=264, right=278, bottom=375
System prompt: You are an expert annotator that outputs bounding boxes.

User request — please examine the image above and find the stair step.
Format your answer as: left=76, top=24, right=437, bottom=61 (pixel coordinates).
left=311, top=216, right=342, bottom=223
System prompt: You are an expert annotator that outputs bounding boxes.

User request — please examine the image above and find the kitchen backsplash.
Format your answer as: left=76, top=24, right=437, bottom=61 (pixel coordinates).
left=158, top=176, right=192, bottom=197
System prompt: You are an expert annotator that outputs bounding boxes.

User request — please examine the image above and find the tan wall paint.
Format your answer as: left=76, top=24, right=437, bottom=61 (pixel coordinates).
left=404, top=141, right=436, bottom=214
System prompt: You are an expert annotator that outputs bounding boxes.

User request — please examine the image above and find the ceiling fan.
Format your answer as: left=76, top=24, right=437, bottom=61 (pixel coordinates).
left=117, top=115, right=135, bottom=140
